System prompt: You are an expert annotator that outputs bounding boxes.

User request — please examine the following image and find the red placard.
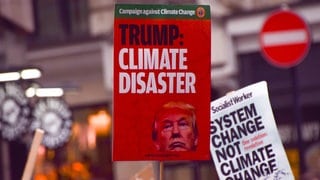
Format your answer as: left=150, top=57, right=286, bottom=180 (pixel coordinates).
left=260, top=9, right=310, bottom=68
left=113, top=4, right=211, bottom=161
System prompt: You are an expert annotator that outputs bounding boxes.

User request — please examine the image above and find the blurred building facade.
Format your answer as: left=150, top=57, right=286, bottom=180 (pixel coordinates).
left=0, top=0, right=320, bottom=179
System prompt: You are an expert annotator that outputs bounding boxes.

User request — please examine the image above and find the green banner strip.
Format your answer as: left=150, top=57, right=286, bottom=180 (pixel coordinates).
left=115, top=4, right=211, bottom=19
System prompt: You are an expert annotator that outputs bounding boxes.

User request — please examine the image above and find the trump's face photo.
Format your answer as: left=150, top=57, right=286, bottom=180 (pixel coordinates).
left=153, top=101, right=198, bottom=152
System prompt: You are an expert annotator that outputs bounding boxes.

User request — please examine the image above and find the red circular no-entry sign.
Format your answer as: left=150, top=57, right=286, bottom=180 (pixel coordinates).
left=260, top=10, right=311, bottom=68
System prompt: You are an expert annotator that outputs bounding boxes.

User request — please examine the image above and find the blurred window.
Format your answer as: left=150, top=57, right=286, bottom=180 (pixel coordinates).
left=31, top=0, right=89, bottom=45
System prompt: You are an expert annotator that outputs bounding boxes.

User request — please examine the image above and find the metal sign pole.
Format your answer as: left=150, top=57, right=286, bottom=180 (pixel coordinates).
left=290, top=67, right=305, bottom=176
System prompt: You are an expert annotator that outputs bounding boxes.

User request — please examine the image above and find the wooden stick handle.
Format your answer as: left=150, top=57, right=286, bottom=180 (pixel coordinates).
left=22, top=129, right=44, bottom=180
left=159, top=161, right=164, bottom=180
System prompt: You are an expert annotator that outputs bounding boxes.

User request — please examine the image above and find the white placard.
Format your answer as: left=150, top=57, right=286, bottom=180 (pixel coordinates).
left=210, top=81, right=294, bottom=180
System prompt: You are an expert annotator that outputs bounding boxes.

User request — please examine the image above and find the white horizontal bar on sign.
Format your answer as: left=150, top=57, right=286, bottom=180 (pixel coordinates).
left=262, top=29, right=308, bottom=47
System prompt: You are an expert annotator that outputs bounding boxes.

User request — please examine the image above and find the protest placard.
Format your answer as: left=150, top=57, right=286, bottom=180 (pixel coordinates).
left=210, top=81, right=294, bottom=179
left=113, top=4, right=211, bottom=161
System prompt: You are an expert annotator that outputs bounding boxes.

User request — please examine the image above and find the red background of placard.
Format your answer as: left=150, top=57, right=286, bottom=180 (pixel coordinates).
left=113, top=18, right=211, bottom=161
